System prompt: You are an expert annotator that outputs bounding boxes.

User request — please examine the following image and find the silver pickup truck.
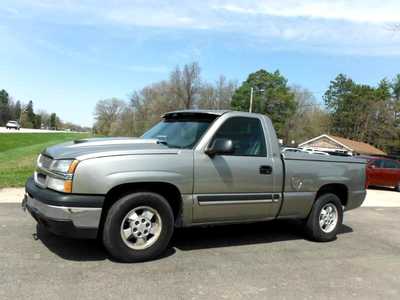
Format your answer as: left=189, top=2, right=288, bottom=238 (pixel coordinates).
left=23, top=110, right=366, bottom=262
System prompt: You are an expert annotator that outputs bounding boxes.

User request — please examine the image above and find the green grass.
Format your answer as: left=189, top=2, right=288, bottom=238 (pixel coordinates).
left=0, top=133, right=91, bottom=188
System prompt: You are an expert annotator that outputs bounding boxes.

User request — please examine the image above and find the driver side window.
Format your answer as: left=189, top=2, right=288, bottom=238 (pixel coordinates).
left=371, top=160, right=383, bottom=168
left=211, top=117, right=267, bottom=157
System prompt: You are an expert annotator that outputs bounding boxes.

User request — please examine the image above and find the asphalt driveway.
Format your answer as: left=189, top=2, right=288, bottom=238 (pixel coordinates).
left=0, top=203, right=399, bottom=299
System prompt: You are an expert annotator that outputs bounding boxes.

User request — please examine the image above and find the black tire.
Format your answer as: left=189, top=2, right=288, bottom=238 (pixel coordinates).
left=395, top=183, right=400, bottom=192
left=102, top=192, right=174, bottom=262
left=305, top=193, right=343, bottom=242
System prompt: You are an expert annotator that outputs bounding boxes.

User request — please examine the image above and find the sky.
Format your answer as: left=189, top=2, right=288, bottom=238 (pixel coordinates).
left=1, top=0, right=400, bottom=126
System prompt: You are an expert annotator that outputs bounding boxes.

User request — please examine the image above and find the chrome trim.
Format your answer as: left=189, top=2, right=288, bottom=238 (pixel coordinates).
left=36, top=166, right=72, bottom=180
left=196, top=193, right=277, bottom=206
left=26, top=194, right=101, bottom=228
left=199, top=199, right=274, bottom=206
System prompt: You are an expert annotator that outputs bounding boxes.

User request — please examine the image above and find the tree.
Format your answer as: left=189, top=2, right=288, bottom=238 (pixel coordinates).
left=392, top=74, right=400, bottom=126
left=50, top=113, right=57, bottom=129
left=324, top=74, right=398, bottom=151
left=14, top=100, right=21, bottom=121
left=169, top=66, right=185, bottom=108
left=0, top=89, right=11, bottom=126
left=26, top=100, right=36, bottom=125
left=231, top=69, right=297, bottom=139
left=94, top=98, right=126, bottom=135
left=286, top=86, right=329, bottom=144
left=197, top=76, right=237, bottom=110
left=34, top=115, right=42, bottom=129
left=182, top=62, right=201, bottom=109
left=37, top=110, right=50, bottom=128
left=215, top=75, right=237, bottom=109
left=197, top=83, right=216, bottom=109
left=20, top=109, right=33, bottom=128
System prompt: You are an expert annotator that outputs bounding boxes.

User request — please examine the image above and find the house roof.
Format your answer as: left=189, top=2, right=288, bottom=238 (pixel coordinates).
left=299, top=134, right=386, bottom=156
left=328, top=135, right=386, bottom=156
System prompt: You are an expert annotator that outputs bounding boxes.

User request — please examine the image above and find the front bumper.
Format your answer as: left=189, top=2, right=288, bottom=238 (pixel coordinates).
left=24, top=177, right=105, bottom=239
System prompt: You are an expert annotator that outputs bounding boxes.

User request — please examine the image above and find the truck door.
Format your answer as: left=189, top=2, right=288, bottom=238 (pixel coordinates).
left=192, top=115, right=282, bottom=223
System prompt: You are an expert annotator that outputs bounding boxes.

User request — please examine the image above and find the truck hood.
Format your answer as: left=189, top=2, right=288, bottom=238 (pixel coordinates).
left=43, top=137, right=179, bottom=160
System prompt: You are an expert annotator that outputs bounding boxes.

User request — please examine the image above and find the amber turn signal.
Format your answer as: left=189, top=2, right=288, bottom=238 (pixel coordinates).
left=64, top=180, right=73, bottom=193
left=67, top=160, right=79, bottom=174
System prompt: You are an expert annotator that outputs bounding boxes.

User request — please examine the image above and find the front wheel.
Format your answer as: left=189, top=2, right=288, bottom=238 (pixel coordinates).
left=305, top=193, right=343, bottom=242
left=102, top=192, right=174, bottom=262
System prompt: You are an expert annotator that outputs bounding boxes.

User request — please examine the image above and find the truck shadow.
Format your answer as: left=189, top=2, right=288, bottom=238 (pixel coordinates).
left=35, top=221, right=353, bottom=262
left=173, top=220, right=353, bottom=251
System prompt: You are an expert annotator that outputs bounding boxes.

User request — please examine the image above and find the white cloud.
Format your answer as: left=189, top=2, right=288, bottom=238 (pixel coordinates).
left=215, top=0, right=400, bottom=23
left=2, top=0, right=400, bottom=56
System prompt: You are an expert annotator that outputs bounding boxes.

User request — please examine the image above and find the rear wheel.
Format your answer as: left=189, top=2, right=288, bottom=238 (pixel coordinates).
left=305, top=193, right=343, bottom=242
left=102, top=192, right=174, bottom=262
left=395, top=183, right=400, bottom=192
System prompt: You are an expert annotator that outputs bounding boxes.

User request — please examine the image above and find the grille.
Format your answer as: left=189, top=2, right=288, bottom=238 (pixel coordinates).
left=38, top=154, right=52, bottom=170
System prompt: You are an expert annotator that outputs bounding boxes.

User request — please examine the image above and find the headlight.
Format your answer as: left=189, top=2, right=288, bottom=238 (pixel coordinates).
left=50, top=159, right=79, bottom=175
left=47, top=177, right=67, bottom=193
left=47, top=159, right=79, bottom=193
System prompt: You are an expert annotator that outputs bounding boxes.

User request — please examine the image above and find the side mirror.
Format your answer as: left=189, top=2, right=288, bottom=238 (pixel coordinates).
left=205, top=138, right=234, bottom=157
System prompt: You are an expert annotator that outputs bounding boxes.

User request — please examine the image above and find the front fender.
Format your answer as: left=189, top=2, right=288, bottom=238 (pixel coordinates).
left=72, top=152, right=194, bottom=194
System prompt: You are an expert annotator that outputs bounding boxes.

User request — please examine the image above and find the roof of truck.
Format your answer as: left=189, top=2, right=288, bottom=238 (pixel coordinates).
left=163, top=110, right=231, bottom=117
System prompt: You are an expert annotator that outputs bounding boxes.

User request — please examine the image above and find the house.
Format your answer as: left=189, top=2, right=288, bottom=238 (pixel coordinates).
left=298, top=134, right=386, bottom=156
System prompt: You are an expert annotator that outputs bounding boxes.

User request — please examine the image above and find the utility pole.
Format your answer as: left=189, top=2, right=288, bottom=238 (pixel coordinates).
left=249, top=87, right=254, bottom=113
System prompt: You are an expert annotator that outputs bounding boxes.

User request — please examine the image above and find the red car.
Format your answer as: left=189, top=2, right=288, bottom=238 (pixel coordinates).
left=366, top=157, right=400, bottom=191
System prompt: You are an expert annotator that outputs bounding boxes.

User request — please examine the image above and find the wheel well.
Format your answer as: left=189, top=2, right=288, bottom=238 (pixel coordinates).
left=98, top=182, right=183, bottom=237
left=315, top=184, right=348, bottom=207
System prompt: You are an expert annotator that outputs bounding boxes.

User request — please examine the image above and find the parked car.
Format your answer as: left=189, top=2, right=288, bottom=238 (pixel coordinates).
left=282, top=147, right=329, bottom=156
left=6, top=120, right=21, bottom=130
left=299, top=148, right=330, bottom=156
left=325, top=151, right=352, bottom=157
left=366, top=157, right=400, bottom=191
left=306, top=150, right=330, bottom=156
left=23, top=110, right=367, bottom=262
left=281, top=147, right=302, bottom=154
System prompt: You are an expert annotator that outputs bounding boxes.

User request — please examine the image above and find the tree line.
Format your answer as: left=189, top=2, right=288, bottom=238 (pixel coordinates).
left=90, top=62, right=398, bottom=154
left=324, top=74, right=400, bottom=153
left=94, top=62, right=237, bottom=136
left=93, top=63, right=328, bottom=146
left=0, top=89, right=88, bottom=131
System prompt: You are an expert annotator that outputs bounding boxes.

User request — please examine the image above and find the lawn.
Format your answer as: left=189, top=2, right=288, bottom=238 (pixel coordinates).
left=0, top=133, right=91, bottom=188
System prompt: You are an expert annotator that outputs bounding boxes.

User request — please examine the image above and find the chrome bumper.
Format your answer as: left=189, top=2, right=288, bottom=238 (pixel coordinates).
left=24, top=193, right=102, bottom=229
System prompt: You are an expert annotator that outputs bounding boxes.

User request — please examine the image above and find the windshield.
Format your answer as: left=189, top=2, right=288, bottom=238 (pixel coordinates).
left=142, top=114, right=216, bottom=149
